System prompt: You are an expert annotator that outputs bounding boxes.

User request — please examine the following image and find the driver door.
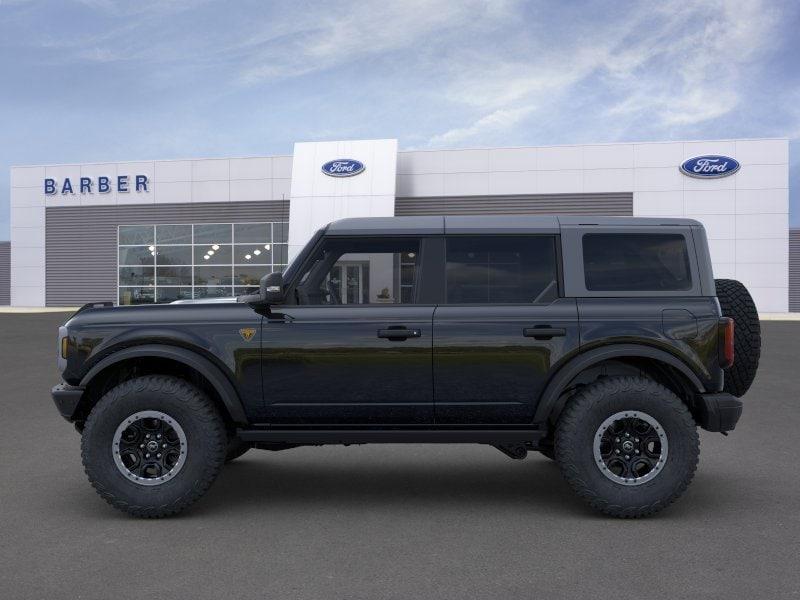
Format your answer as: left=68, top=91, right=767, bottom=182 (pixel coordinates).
left=259, top=236, right=435, bottom=425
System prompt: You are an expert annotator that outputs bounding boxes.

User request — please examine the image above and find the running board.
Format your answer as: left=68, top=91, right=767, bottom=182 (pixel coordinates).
left=237, top=428, right=546, bottom=445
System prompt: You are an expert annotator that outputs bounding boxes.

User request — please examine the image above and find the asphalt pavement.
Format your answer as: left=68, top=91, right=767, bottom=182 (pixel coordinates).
left=0, top=313, right=798, bottom=599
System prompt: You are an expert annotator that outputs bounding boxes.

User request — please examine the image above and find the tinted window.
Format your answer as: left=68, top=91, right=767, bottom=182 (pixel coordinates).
left=119, top=246, right=154, bottom=266
left=119, top=225, right=153, bottom=245
left=194, top=224, right=231, bottom=244
left=156, top=224, right=192, bottom=244
left=583, top=233, right=692, bottom=291
left=445, top=236, right=558, bottom=304
left=234, top=223, right=270, bottom=243
left=119, top=266, right=154, bottom=286
left=118, top=221, right=288, bottom=305
left=295, top=237, right=420, bottom=305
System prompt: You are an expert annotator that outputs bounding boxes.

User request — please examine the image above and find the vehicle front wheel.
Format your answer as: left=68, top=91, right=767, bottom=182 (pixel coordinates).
left=81, top=375, right=227, bottom=518
left=555, top=376, right=699, bottom=518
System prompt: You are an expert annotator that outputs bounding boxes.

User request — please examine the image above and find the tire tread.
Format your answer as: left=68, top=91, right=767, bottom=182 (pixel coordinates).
left=81, top=375, right=226, bottom=518
left=555, top=376, right=699, bottom=518
left=715, top=278, right=761, bottom=397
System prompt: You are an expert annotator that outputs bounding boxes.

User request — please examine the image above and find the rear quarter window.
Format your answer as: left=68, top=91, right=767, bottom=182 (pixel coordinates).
left=582, top=233, right=692, bottom=292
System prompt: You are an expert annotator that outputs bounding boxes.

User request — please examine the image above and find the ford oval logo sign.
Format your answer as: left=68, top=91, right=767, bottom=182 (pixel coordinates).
left=680, top=155, right=740, bottom=179
left=321, top=159, right=365, bottom=177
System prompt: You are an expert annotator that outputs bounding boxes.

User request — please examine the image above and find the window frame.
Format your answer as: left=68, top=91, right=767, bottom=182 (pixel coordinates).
left=439, top=234, right=563, bottom=306
left=560, top=225, right=702, bottom=298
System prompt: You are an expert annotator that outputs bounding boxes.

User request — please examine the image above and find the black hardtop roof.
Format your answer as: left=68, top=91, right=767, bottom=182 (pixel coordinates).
left=325, top=215, right=701, bottom=235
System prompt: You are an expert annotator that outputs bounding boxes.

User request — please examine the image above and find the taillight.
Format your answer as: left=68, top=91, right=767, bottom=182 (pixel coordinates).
left=719, top=317, right=734, bottom=368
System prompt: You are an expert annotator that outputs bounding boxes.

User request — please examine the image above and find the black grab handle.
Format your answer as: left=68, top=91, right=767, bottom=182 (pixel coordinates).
left=377, top=328, right=421, bottom=340
left=523, top=327, right=566, bottom=340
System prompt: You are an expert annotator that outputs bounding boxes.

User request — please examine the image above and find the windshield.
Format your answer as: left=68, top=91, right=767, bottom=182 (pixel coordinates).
left=227, top=228, right=323, bottom=301
left=281, top=228, right=323, bottom=283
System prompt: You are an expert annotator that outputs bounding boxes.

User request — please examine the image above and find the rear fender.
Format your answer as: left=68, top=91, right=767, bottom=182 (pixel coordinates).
left=533, top=344, right=706, bottom=425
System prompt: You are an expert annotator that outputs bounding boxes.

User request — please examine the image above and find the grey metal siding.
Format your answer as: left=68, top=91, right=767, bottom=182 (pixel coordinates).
left=394, top=193, right=633, bottom=216
left=46, top=201, right=289, bottom=307
left=790, top=229, right=800, bottom=312
left=0, top=242, right=10, bottom=306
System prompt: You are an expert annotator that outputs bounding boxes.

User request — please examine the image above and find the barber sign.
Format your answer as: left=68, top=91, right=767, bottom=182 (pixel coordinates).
left=44, top=175, right=149, bottom=195
left=680, top=155, right=740, bottom=179
left=321, top=159, right=365, bottom=177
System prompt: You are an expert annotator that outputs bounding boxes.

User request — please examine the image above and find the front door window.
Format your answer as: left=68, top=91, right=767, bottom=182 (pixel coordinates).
left=325, top=262, right=366, bottom=304
left=295, top=238, right=420, bottom=306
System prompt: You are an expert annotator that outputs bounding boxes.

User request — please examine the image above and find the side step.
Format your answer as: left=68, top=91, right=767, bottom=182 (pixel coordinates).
left=237, top=428, right=546, bottom=445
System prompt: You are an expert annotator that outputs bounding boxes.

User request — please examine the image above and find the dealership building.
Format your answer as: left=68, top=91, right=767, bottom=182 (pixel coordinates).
left=3, top=137, right=792, bottom=312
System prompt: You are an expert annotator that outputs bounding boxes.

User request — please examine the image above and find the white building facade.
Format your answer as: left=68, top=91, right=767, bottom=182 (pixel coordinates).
left=8, top=137, right=790, bottom=312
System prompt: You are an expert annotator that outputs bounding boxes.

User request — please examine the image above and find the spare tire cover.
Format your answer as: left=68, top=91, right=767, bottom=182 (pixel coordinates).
left=715, top=279, right=761, bottom=397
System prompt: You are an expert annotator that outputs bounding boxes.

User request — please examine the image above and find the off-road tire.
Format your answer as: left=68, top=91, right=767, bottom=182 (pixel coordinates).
left=81, top=375, right=226, bottom=518
left=715, top=278, right=761, bottom=397
left=225, top=438, right=251, bottom=463
left=555, top=376, right=699, bottom=518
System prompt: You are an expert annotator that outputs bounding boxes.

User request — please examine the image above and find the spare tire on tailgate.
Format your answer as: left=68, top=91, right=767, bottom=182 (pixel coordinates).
left=715, top=279, right=761, bottom=397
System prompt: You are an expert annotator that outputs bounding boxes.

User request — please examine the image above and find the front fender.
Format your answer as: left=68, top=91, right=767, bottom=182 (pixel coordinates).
left=79, top=344, right=248, bottom=425
left=79, top=326, right=215, bottom=371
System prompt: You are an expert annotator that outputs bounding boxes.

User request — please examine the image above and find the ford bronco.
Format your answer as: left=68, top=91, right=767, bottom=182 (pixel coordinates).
left=51, top=216, right=761, bottom=518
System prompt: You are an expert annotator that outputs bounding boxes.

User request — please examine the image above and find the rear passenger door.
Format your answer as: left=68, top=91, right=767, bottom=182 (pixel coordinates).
left=432, top=235, right=579, bottom=424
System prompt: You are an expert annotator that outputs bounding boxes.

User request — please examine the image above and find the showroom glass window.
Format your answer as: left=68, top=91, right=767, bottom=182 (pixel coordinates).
left=445, top=236, right=558, bottom=304
left=582, top=233, right=692, bottom=291
left=118, top=222, right=289, bottom=304
left=293, top=237, right=420, bottom=305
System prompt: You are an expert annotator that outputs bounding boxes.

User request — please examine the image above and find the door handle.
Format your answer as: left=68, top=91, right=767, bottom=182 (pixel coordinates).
left=377, top=328, right=421, bottom=340
left=523, top=327, right=566, bottom=340
left=266, top=313, right=294, bottom=323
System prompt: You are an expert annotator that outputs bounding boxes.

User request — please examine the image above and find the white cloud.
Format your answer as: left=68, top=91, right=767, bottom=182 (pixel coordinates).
left=428, top=105, right=535, bottom=146
left=73, top=0, right=209, bottom=17
left=24, top=0, right=213, bottom=64
left=1, top=0, right=794, bottom=147
left=238, top=0, right=519, bottom=83
left=424, top=0, right=784, bottom=145
left=601, top=0, right=781, bottom=127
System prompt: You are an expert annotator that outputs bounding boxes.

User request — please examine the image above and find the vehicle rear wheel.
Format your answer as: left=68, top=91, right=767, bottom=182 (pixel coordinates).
left=81, top=375, right=226, bottom=518
left=715, top=278, right=761, bottom=397
left=555, top=376, right=699, bottom=518
left=225, top=437, right=251, bottom=463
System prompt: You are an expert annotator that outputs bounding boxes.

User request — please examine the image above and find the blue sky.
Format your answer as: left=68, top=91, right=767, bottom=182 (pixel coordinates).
left=1, top=0, right=799, bottom=237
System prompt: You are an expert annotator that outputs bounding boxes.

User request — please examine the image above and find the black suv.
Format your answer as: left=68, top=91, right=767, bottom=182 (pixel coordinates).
left=52, top=216, right=761, bottom=518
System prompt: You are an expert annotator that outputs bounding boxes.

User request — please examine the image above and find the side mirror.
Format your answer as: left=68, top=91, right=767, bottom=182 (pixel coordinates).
left=262, top=271, right=285, bottom=304
left=238, top=271, right=284, bottom=306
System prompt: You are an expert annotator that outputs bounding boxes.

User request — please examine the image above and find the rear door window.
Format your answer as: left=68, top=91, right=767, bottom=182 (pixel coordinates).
left=582, top=233, right=692, bottom=292
left=445, top=236, right=558, bottom=304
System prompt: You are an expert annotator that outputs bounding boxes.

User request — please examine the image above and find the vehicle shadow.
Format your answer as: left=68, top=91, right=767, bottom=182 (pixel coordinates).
left=59, top=448, right=743, bottom=522
left=194, top=450, right=593, bottom=517
left=193, top=449, right=743, bottom=520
